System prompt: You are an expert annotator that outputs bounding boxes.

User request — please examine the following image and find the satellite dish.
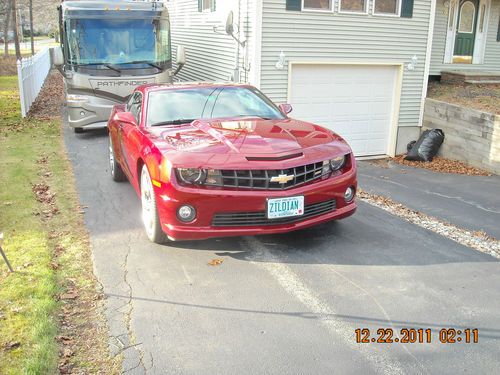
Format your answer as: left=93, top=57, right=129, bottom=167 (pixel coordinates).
left=225, top=11, right=234, bottom=35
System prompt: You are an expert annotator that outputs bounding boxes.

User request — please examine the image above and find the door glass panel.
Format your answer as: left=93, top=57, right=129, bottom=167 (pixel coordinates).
left=449, top=0, right=456, bottom=30
left=479, top=4, right=485, bottom=32
left=458, top=2, right=475, bottom=33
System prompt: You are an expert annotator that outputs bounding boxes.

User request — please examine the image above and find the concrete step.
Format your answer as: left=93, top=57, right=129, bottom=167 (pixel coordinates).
left=441, top=71, right=500, bottom=84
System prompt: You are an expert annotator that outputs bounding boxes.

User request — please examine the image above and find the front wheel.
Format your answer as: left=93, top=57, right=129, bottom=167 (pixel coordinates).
left=109, top=136, right=127, bottom=182
left=141, top=165, right=167, bottom=244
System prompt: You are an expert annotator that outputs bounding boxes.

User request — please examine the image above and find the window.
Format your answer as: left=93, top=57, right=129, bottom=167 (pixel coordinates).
left=458, top=1, right=475, bottom=33
left=146, top=87, right=284, bottom=126
left=374, top=0, right=400, bottom=15
left=339, top=0, right=367, bottom=13
left=303, top=0, right=332, bottom=10
left=199, top=0, right=215, bottom=12
left=128, top=93, right=142, bottom=124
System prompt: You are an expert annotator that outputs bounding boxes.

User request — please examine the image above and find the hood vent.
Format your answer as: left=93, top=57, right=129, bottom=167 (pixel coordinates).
left=246, top=152, right=303, bottom=162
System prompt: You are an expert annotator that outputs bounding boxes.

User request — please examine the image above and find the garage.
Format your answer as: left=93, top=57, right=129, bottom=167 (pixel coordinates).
left=288, top=64, right=401, bottom=157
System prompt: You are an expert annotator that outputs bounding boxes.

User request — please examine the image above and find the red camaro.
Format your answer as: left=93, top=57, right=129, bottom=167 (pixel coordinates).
left=107, top=83, right=357, bottom=243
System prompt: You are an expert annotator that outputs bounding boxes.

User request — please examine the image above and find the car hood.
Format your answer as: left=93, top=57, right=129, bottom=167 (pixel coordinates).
left=145, top=118, right=351, bottom=169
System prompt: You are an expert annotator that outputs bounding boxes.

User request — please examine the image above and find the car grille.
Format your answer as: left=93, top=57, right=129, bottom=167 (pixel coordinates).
left=212, top=199, right=336, bottom=227
left=207, top=161, right=327, bottom=190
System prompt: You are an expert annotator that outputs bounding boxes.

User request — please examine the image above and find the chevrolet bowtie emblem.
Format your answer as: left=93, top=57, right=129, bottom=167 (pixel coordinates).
left=270, top=174, right=294, bottom=184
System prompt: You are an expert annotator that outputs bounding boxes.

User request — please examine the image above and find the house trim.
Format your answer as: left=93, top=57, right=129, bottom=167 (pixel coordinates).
left=286, top=61, right=404, bottom=157
left=419, top=0, right=436, bottom=127
left=251, top=0, right=263, bottom=88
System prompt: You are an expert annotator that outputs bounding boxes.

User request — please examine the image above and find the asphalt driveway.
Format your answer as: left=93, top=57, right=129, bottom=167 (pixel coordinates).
left=64, top=127, right=500, bottom=374
left=358, top=160, right=500, bottom=239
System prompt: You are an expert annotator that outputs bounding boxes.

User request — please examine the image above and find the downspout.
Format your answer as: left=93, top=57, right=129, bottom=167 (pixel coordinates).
left=418, top=0, right=437, bottom=127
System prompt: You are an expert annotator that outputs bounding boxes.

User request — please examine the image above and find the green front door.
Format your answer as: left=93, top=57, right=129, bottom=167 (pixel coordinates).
left=454, top=0, right=479, bottom=58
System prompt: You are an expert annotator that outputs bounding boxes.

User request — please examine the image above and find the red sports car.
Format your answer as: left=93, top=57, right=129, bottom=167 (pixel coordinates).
left=107, top=83, right=357, bottom=243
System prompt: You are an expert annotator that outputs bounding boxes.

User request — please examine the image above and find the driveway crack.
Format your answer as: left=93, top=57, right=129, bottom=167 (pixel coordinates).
left=123, top=234, right=147, bottom=373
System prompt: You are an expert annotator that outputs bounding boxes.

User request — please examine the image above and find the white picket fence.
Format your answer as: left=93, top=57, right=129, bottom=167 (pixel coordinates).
left=16, top=47, right=51, bottom=117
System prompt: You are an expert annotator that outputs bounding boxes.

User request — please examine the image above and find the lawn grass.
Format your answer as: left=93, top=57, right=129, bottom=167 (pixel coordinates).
left=0, top=76, right=118, bottom=373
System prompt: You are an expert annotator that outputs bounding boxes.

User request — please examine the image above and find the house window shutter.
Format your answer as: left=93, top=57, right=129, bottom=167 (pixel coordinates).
left=286, top=0, right=301, bottom=11
left=401, top=0, right=414, bottom=18
left=198, top=0, right=202, bottom=12
left=497, top=16, right=500, bottom=41
left=211, top=0, right=216, bottom=12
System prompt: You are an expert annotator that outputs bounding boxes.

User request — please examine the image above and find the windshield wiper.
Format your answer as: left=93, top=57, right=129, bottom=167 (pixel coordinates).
left=236, top=114, right=272, bottom=120
left=128, top=60, right=163, bottom=70
left=150, top=119, right=196, bottom=126
left=70, top=62, right=121, bottom=73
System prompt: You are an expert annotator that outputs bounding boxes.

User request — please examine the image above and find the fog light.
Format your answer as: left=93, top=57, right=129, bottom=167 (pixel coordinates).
left=177, top=205, right=196, bottom=222
left=344, top=186, right=355, bottom=202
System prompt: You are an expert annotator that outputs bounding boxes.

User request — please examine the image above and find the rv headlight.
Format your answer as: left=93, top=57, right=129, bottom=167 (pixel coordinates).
left=67, top=94, right=89, bottom=104
left=176, top=168, right=207, bottom=184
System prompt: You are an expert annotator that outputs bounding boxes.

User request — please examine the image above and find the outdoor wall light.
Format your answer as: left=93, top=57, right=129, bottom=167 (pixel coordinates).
left=406, top=55, right=418, bottom=71
left=275, top=51, right=286, bottom=70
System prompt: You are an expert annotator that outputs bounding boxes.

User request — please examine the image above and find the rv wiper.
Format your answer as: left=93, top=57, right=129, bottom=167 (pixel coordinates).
left=72, top=63, right=121, bottom=73
left=128, top=60, right=163, bottom=70
left=150, top=119, right=196, bottom=126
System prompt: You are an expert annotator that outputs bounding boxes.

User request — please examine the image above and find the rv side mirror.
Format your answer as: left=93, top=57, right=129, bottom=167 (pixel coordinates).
left=225, top=11, right=234, bottom=35
left=51, top=46, right=64, bottom=66
left=176, top=45, right=186, bottom=66
left=279, top=103, right=293, bottom=115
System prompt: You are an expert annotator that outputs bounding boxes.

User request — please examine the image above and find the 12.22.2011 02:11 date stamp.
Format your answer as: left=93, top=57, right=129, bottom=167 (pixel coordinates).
left=355, top=328, right=478, bottom=344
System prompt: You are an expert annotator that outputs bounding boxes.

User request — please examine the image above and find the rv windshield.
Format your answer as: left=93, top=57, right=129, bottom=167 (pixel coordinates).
left=65, top=18, right=170, bottom=67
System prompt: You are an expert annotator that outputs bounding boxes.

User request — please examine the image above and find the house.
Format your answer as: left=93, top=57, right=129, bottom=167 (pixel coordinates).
left=168, top=0, right=499, bottom=157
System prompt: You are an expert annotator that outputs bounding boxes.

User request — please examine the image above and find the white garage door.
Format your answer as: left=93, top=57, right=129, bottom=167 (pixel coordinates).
left=289, top=64, right=399, bottom=157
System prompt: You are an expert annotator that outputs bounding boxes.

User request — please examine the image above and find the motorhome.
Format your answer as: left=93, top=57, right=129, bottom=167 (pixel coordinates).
left=52, top=0, right=185, bottom=132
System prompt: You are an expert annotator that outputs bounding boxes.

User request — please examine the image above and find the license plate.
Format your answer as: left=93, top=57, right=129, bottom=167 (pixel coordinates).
left=267, top=196, right=304, bottom=219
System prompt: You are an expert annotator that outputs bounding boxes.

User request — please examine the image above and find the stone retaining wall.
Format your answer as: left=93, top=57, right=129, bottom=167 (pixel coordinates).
left=423, top=99, right=500, bottom=175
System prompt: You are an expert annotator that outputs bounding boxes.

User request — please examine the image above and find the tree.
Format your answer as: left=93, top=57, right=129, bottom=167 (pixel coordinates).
left=11, top=0, right=20, bottom=60
left=29, top=0, right=33, bottom=55
left=1, top=0, right=12, bottom=56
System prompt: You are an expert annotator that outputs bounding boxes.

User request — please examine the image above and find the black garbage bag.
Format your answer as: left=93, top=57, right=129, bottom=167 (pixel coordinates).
left=405, top=129, right=445, bottom=162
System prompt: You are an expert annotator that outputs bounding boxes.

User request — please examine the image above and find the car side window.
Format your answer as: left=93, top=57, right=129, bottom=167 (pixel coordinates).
left=128, top=93, right=142, bottom=125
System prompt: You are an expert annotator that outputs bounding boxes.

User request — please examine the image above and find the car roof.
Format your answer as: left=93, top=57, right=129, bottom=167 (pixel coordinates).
left=136, top=82, right=251, bottom=94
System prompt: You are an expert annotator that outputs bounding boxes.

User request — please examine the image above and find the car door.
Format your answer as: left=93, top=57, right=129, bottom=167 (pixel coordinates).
left=454, top=0, right=479, bottom=59
left=118, top=92, right=143, bottom=180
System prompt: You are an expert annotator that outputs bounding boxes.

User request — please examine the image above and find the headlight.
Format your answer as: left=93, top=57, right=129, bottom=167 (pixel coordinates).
left=67, top=94, right=88, bottom=103
left=329, top=155, right=346, bottom=171
left=176, top=168, right=207, bottom=184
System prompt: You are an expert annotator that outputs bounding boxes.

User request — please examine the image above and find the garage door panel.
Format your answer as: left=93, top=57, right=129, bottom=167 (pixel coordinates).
left=290, top=64, right=398, bottom=156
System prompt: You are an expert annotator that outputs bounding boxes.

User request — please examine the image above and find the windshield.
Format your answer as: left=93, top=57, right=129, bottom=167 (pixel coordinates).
left=65, top=18, right=170, bottom=67
left=146, top=87, right=286, bottom=126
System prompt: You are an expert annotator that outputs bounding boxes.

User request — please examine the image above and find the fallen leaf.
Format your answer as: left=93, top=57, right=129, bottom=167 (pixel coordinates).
left=208, top=259, right=223, bottom=266
left=4, top=341, right=21, bottom=351
left=60, top=292, right=79, bottom=300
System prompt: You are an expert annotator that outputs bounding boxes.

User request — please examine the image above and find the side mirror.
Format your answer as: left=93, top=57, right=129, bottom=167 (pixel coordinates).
left=173, top=45, right=186, bottom=76
left=51, top=46, right=64, bottom=66
left=225, top=11, right=234, bottom=35
left=113, top=111, right=137, bottom=126
left=279, top=103, right=293, bottom=115
left=176, top=45, right=186, bottom=66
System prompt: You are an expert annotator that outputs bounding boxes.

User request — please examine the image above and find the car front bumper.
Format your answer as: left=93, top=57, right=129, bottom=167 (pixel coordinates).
left=154, top=170, right=357, bottom=241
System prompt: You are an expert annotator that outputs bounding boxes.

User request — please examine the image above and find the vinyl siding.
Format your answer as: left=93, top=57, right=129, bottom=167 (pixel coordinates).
left=260, top=0, right=433, bottom=128
left=168, top=0, right=256, bottom=83
left=430, top=0, right=500, bottom=75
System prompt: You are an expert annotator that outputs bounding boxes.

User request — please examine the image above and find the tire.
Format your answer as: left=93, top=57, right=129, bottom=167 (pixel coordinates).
left=108, top=136, right=127, bottom=182
left=74, top=127, right=84, bottom=134
left=140, top=165, right=167, bottom=244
